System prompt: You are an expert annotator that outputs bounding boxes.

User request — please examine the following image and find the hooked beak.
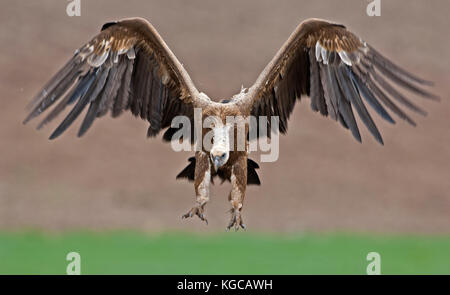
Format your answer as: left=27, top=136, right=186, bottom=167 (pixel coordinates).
left=211, top=152, right=228, bottom=170
left=213, top=156, right=221, bottom=169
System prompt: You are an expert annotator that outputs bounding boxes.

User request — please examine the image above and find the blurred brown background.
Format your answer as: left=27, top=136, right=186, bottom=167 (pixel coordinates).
left=0, top=0, right=448, bottom=233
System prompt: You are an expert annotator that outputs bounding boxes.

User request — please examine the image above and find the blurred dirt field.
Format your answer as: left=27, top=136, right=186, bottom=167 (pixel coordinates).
left=0, top=0, right=449, bottom=233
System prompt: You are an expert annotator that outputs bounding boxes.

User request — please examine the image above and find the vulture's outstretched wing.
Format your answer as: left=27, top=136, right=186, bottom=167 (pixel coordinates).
left=25, top=18, right=207, bottom=139
left=237, top=19, right=438, bottom=144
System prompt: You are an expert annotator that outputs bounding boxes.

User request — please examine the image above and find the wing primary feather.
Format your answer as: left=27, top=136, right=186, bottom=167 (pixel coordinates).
left=327, top=65, right=361, bottom=142
left=130, top=50, right=152, bottom=117
left=78, top=67, right=111, bottom=137
left=78, top=98, right=101, bottom=137
left=326, top=66, right=341, bottom=119
left=48, top=70, right=97, bottom=140
left=364, top=62, right=427, bottom=116
left=335, top=66, right=384, bottom=145
left=67, top=71, right=95, bottom=105
left=24, top=67, right=83, bottom=124
left=354, top=65, right=416, bottom=126
left=368, top=45, right=434, bottom=86
left=101, top=58, right=129, bottom=117
left=36, top=93, right=73, bottom=130
left=112, top=57, right=134, bottom=117
left=338, top=113, right=349, bottom=129
left=27, top=55, right=83, bottom=111
left=36, top=71, right=93, bottom=129
left=346, top=66, right=395, bottom=124
left=319, top=64, right=338, bottom=120
left=96, top=65, right=118, bottom=117
left=85, top=67, right=110, bottom=104
left=369, top=56, right=439, bottom=100
left=338, top=100, right=361, bottom=142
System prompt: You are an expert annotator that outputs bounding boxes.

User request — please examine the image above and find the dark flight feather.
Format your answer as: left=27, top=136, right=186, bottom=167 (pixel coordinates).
left=365, top=62, right=427, bottom=116
left=308, top=49, right=327, bottom=115
left=37, top=71, right=91, bottom=130
left=369, top=55, right=439, bottom=100
left=49, top=70, right=98, bottom=139
left=318, top=63, right=337, bottom=120
left=26, top=55, right=83, bottom=112
left=112, top=58, right=134, bottom=117
left=346, top=66, right=395, bottom=124
left=335, top=66, right=383, bottom=144
left=26, top=18, right=200, bottom=141
left=331, top=66, right=361, bottom=142
left=244, top=19, right=436, bottom=144
left=78, top=67, right=111, bottom=136
left=367, top=45, right=434, bottom=86
left=353, top=65, right=416, bottom=126
left=24, top=64, right=82, bottom=124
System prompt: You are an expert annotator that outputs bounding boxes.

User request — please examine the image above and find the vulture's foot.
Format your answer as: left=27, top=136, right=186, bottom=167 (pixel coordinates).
left=182, top=204, right=208, bottom=224
left=227, top=208, right=246, bottom=231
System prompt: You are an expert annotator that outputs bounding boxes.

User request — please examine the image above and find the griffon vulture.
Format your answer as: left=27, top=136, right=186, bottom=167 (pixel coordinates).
left=24, top=18, right=437, bottom=230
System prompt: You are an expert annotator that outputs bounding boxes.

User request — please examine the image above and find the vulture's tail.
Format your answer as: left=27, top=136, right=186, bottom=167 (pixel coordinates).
left=176, top=157, right=261, bottom=185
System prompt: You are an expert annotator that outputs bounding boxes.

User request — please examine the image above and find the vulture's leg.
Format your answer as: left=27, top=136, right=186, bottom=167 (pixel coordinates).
left=182, top=151, right=210, bottom=224
left=227, top=153, right=247, bottom=231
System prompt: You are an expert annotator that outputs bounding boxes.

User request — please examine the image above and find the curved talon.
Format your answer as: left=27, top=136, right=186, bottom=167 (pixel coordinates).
left=227, top=209, right=246, bottom=231
left=182, top=205, right=208, bottom=224
left=200, top=214, right=208, bottom=224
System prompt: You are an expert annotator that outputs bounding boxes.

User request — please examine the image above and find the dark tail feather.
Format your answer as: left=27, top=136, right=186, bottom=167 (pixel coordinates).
left=247, top=158, right=261, bottom=185
left=176, top=157, right=196, bottom=181
left=176, top=157, right=261, bottom=186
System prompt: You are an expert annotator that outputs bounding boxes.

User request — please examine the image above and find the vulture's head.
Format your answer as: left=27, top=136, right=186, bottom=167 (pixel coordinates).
left=209, top=123, right=231, bottom=170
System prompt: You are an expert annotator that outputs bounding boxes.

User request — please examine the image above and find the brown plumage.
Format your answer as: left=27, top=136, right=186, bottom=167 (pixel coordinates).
left=24, top=18, right=438, bottom=230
